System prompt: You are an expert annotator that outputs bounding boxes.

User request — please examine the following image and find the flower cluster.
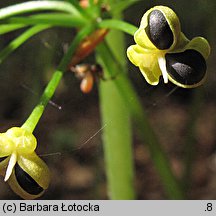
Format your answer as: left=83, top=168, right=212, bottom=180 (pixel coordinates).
left=127, top=5, right=210, bottom=88
left=0, top=127, right=50, bottom=199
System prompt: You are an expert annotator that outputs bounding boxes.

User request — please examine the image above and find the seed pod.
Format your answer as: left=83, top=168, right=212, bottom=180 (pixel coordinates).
left=165, top=49, right=207, bottom=87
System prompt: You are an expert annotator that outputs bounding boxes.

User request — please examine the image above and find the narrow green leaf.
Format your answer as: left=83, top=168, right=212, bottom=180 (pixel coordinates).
left=5, top=13, right=87, bottom=27
left=110, top=0, right=140, bottom=14
left=87, top=0, right=101, bottom=18
left=0, top=23, right=26, bottom=35
left=66, top=0, right=87, bottom=12
left=0, top=1, right=84, bottom=20
left=66, top=0, right=96, bottom=19
left=89, top=0, right=95, bottom=6
left=98, top=19, right=138, bottom=36
left=0, top=25, right=50, bottom=64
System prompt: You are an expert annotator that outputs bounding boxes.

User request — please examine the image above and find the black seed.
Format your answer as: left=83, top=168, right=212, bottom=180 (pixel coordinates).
left=165, top=49, right=207, bottom=86
left=146, top=10, right=173, bottom=50
left=15, top=163, right=43, bottom=195
left=0, top=156, right=7, bottom=162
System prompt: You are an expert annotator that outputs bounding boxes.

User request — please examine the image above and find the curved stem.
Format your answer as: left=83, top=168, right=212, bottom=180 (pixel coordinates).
left=0, top=1, right=83, bottom=20
left=22, top=25, right=94, bottom=132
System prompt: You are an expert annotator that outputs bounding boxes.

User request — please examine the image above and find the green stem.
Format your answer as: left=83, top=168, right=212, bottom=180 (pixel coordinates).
left=5, top=13, right=86, bottom=27
left=0, top=1, right=83, bottom=20
left=21, top=25, right=94, bottom=132
left=98, top=19, right=138, bottom=36
left=98, top=14, right=135, bottom=199
left=98, top=63, right=135, bottom=199
left=0, top=24, right=26, bottom=35
left=108, top=0, right=139, bottom=14
left=0, top=25, right=50, bottom=64
left=97, top=42, right=185, bottom=199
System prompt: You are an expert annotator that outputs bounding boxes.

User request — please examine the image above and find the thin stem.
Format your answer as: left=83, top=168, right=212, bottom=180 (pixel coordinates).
left=0, top=24, right=26, bottom=35
left=0, top=25, right=50, bottom=64
left=98, top=13, right=135, bottom=199
left=4, top=13, right=86, bottom=27
left=22, top=25, right=94, bottom=132
left=98, top=19, right=138, bottom=36
left=66, top=0, right=90, bottom=17
left=109, top=0, right=139, bottom=14
left=0, top=1, right=83, bottom=20
left=98, top=61, right=135, bottom=199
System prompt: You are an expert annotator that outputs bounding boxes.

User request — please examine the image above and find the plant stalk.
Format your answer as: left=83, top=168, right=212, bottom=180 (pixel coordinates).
left=22, top=25, right=94, bottom=132
left=98, top=13, right=135, bottom=199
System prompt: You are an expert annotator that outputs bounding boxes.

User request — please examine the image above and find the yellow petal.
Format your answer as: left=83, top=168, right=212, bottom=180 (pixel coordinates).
left=7, top=170, right=44, bottom=200
left=134, top=28, right=157, bottom=50
left=17, top=152, right=50, bottom=190
left=184, top=37, right=210, bottom=59
left=170, top=32, right=189, bottom=52
left=7, top=152, right=50, bottom=199
left=127, top=44, right=156, bottom=66
left=0, top=133, right=14, bottom=157
left=6, top=127, right=37, bottom=154
left=127, top=44, right=162, bottom=85
left=139, top=60, right=161, bottom=85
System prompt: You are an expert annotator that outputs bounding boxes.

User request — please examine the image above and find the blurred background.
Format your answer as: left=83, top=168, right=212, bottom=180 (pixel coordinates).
left=0, top=0, right=215, bottom=199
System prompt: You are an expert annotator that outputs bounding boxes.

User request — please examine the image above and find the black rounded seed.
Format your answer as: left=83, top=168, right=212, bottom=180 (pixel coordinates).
left=15, top=163, right=43, bottom=195
left=146, top=10, right=173, bottom=50
left=165, top=49, right=207, bottom=86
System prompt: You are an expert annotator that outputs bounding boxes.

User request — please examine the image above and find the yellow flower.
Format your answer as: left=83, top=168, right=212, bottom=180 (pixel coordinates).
left=127, top=5, right=210, bottom=88
left=0, top=127, right=50, bottom=199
